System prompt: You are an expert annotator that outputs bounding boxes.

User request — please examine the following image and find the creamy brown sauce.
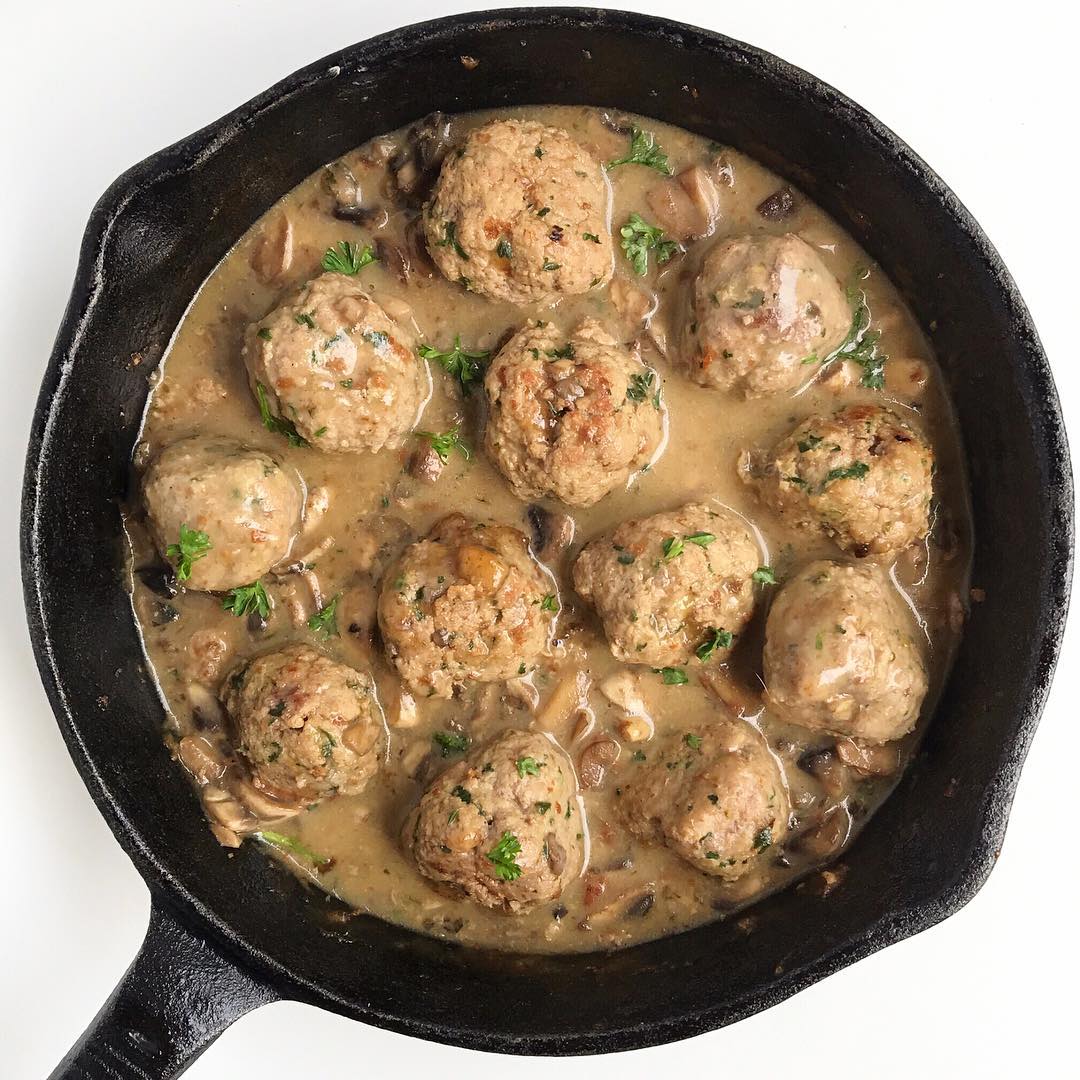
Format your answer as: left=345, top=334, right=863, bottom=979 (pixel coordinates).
left=124, top=106, right=972, bottom=953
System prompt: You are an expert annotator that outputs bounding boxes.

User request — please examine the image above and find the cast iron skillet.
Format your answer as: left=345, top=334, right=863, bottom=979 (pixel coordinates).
left=22, top=7, right=1073, bottom=1078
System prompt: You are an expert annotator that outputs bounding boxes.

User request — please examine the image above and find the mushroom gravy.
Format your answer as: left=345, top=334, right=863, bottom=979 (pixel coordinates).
left=124, top=106, right=972, bottom=953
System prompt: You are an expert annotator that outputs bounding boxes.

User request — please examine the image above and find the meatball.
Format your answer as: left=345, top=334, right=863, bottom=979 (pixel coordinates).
left=221, top=644, right=384, bottom=801
left=747, top=404, right=934, bottom=556
left=572, top=502, right=760, bottom=666
left=142, top=435, right=303, bottom=592
left=378, top=514, right=555, bottom=698
left=403, top=730, right=581, bottom=911
left=686, top=233, right=850, bottom=397
left=243, top=272, right=429, bottom=453
left=423, top=119, right=613, bottom=304
left=484, top=318, right=664, bottom=506
left=620, top=723, right=789, bottom=879
left=763, top=560, right=928, bottom=743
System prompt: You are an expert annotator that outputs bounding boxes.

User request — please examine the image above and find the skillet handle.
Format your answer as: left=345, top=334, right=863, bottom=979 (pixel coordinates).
left=50, top=898, right=278, bottom=1079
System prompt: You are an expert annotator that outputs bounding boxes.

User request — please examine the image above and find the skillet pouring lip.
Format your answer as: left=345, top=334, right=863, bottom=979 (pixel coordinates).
left=20, top=5, right=1074, bottom=1055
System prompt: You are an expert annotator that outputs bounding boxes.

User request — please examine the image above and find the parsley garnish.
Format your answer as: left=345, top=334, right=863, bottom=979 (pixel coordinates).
left=753, top=827, right=773, bottom=853
left=451, top=785, right=472, bottom=804
left=539, top=594, right=559, bottom=612
left=582, top=231, right=601, bottom=243
left=257, top=327, right=272, bottom=341
left=695, top=626, right=733, bottom=662
left=255, top=382, right=309, bottom=448
left=496, top=238, right=513, bottom=258
left=418, top=336, right=490, bottom=392
left=166, top=524, right=211, bottom=582
left=515, top=756, right=544, bottom=778
left=433, top=731, right=470, bottom=756
left=752, top=566, right=777, bottom=585
left=321, top=240, right=377, bottom=275
left=619, top=213, right=679, bottom=276
left=546, top=343, right=576, bottom=360
left=654, top=667, right=689, bottom=685
left=295, top=312, right=316, bottom=328
left=662, top=536, right=684, bottom=561
left=607, top=126, right=672, bottom=174
left=486, top=831, right=523, bottom=881
left=307, top=594, right=340, bottom=637
left=684, top=733, right=703, bottom=750
left=626, top=369, right=658, bottom=403
left=685, top=532, right=715, bottom=547
left=437, top=220, right=469, bottom=260
left=222, top=580, right=270, bottom=619
left=828, top=276, right=888, bottom=388
left=822, top=461, right=870, bottom=487
left=535, top=801, right=551, bottom=814
left=255, top=830, right=330, bottom=869
left=414, top=425, right=471, bottom=464
left=798, top=434, right=823, bottom=453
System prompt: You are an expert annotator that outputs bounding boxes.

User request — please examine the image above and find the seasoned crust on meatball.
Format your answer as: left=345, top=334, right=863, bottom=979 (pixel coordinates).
left=143, top=435, right=303, bottom=592
left=377, top=513, right=555, bottom=698
left=221, top=644, right=384, bottom=801
left=484, top=318, right=664, bottom=506
left=686, top=233, right=850, bottom=397
left=746, top=404, right=934, bottom=556
left=763, top=560, right=928, bottom=743
left=423, top=119, right=613, bottom=304
left=620, top=723, right=789, bottom=879
left=243, top=272, right=429, bottom=453
left=403, top=730, right=581, bottom=911
left=572, top=502, right=761, bottom=666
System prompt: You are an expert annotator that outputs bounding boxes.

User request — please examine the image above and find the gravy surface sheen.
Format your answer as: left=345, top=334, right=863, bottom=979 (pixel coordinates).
left=125, top=106, right=972, bottom=953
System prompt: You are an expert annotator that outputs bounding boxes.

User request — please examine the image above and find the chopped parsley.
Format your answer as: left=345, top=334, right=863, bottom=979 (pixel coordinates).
left=436, top=221, right=469, bottom=260
left=753, top=827, right=773, bottom=853
left=619, top=213, right=679, bottom=276
left=685, top=532, right=715, bottom=547
left=822, top=461, right=870, bottom=487
left=539, top=594, right=559, bottom=612
left=418, top=335, right=490, bottom=392
left=582, top=231, right=601, bottom=243
left=617, top=552, right=636, bottom=566
left=797, top=434, right=824, bottom=453
left=695, top=626, right=733, bottom=662
left=684, top=733, right=703, bottom=750
left=255, top=831, right=330, bottom=869
left=661, top=536, right=684, bottom=561
left=515, top=756, right=544, bottom=778
left=222, top=580, right=270, bottom=619
left=535, top=801, right=551, bottom=814
left=317, top=727, right=336, bottom=761
left=256, top=327, right=272, bottom=341
left=321, top=240, right=377, bottom=275
left=828, top=275, right=888, bottom=388
left=542, top=260, right=561, bottom=271
left=486, top=831, right=523, bottom=881
left=433, top=731, right=470, bottom=756
left=307, top=594, right=340, bottom=637
left=626, top=368, right=659, bottom=404
left=607, top=126, right=672, bottom=174
left=295, top=312, right=316, bottom=328
left=654, top=666, right=689, bottom=685
left=166, top=524, right=211, bottom=582
left=255, top=382, right=310, bottom=448
left=496, top=237, right=513, bottom=258
left=752, top=566, right=778, bottom=585
left=414, top=425, right=471, bottom=464
left=451, top=785, right=472, bottom=804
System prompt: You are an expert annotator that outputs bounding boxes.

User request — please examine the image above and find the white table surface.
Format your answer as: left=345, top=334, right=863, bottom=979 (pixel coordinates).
left=2, top=2, right=1075, bottom=1076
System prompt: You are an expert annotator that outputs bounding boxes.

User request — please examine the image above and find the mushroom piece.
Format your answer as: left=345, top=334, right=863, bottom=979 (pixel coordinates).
left=534, top=670, right=591, bottom=731
left=409, top=442, right=445, bottom=484
left=792, top=804, right=853, bottom=859
left=797, top=746, right=848, bottom=798
left=250, top=214, right=294, bottom=284
left=756, top=186, right=797, bottom=221
left=526, top=504, right=576, bottom=563
left=390, top=111, right=454, bottom=204
left=834, top=737, right=900, bottom=777
left=579, top=737, right=620, bottom=789
left=645, top=165, right=720, bottom=241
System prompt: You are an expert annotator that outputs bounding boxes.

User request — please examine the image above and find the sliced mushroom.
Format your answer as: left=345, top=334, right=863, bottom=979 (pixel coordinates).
left=177, top=734, right=227, bottom=785
left=598, top=670, right=650, bottom=722
left=250, top=214, right=293, bottom=284
left=505, top=674, right=540, bottom=712
left=834, top=737, right=899, bottom=777
left=526, top=504, right=575, bottom=563
left=409, top=443, right=444, bottom=485
left=301, top=486, right=330, bottom=537
left=534, top=669, right=591, bottom=732
left=185, top=681, right=227, bottom=733
left=645, top=165, right=719, bottom=241
left=230, top=777, right=303, bottom=823
left=699, top=667, right=762, bottom=718
left=756, top=186, right=797, bottom=221
left=798, top=746, right=848, bottom=798
left=579, top=737, right=620, bottom=789
left=609, top=278, right=654, bottom=327
left=390, top=111, right=453, bottom=204
left=202, top=785, right=257, bottom=834
left=792, top=804, right=853, bottom=859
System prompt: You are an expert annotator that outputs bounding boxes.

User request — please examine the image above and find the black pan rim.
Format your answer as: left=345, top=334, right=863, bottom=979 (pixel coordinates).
left=21, top=6, right=1074, bottom=1055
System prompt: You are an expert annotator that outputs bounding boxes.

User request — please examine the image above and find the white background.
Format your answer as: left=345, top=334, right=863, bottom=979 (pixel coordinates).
left=1, top=2, right=1075, bottom=1077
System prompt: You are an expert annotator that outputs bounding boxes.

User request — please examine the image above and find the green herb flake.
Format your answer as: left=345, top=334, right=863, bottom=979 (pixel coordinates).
left=752, top=566, right=778, bottom=585
left=661, top=536, right=684, bottom=561
left=257, top=327, right=272, bottom=341
left=535, top=801, right=551, bottom=814
left=255, top=382, right=310, bottom=448
left=685, top=532, right=715, bottom=547
left=165, top=524, right=211, bottom=582
left=515, top=756, right=544, bottom=778
left=798, top=434, right=824, bottom=453
left=436, top=221, right=469, bottom=260
left=539, top=594, right=559, bottom=612
left=542, top=260, right=560, bottom=271
left=321, top=240, right=377, bottom=275
left=307, top=594, right=340, bottom=637
left=418, top=335, right=491, bottom=392
left=222, top=580, right=270, bottom=619
left=684, top=733, right=703, bottom=750
left=582, top=231, right=601, bottom=244
left=451, top=785, right=473, bottom=804
left=695, top=626, right=733, bottom=663
left=619, top=212, right=679, bottom=276
left=496, top=237, right=513, bottom=258
left=414, top=425, right=471, bottom=464
left=433, top=731, right=470, bottom=757
left=295, top=312, right=316, bottom=328
left=486, top=831, right=523, bottom=881
left=626, top=368, right=656, bottom=403
left=753, top=827, right=773, bottom=853
left=654, top=666, right=689, bottom=686
left=607, top=126, right=672, bottom=174
left=255, top=830, right=330, bottom=869
left=822, top=461, right=870, bottom=487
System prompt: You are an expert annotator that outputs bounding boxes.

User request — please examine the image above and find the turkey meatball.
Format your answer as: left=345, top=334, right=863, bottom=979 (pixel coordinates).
left=686, top=233, right=850, bottom=397
left=763, top=560, right=928, bottom=743
left=423, top=119, right=613, bottom=304
left=221, top=644, right=384, bottom=801
left=747, top=404, right=934, bottom=556
left=243, top=272, right=429, bottom=453
left=572, top=502, right=760, bottom=666
left=620, top=723, right=788, bottom=879
left=404, top=730, right=581, bottom=911
left=143, top=435, right=303, bottom=592
left=484, top=318, right=663, bottom=506
left=378, top=514, right=555, bottom=698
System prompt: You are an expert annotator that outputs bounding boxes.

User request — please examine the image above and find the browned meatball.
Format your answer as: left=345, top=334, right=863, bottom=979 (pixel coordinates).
left=243, top=272, right=429, bottom=453
left=746, top=404, right=934, bottom=556
left=572, top=502, right=761, bottom=666
left=424, top=119, right=613, bottom=303
left=377, top=514, right=556, bottom=698
left=484, top=318, right=664, bottom=506
left=403, top=730, right=582, bottom=911
left=221, top=644, right=384, bottom=801
left=620, top=723, right=789, bottom=879
left=763, top=560, right=928, bottom=743
left=686, top=233, right=850, bottom=397
left=143, top=435, right=303, bottom=592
